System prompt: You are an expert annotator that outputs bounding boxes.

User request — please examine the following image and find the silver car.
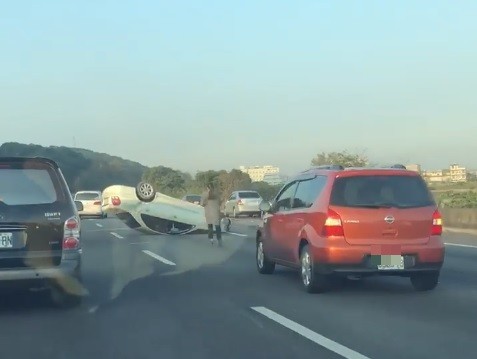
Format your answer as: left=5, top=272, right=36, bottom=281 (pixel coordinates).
left=224, top=191, right=262, bottom=218
left=74, top=190, right=105, bottom=218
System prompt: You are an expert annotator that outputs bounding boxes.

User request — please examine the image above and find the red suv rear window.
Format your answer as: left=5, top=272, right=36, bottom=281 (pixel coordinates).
left=330, top=175, right=435, bottom=209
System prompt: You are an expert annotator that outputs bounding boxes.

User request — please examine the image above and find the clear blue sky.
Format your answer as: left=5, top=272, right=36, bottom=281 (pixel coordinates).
left=1, top=0, right=476, bottom=175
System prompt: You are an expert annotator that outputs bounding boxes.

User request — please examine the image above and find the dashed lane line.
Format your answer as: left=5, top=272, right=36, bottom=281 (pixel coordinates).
left=445, top=242, right=477, bottom=249
left=251, top=306, right=371, bottom=359
left=110, top=232, right=124, bottom=239
left=227, top=232, right=248, bottom=237
left=142, top=250, right=176, bottom=266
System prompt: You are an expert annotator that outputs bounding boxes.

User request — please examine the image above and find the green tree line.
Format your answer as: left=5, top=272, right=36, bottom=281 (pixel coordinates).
left=0, top=142, right=283, bottom=201
left=6, top=143, right=475, bottom=208
left=0, top=142, right=146, bottom=192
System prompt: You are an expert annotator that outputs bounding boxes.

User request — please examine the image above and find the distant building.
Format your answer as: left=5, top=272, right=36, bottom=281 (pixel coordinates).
left=263, top=173, right=287, bottom=186
left=449, top=164, right=467, bottom=182
left=422, top=170, right=450, bottom=183
left=405, top=164, right=421, bottom=173
left=422, top=164, right=467, bottom=183
left=239, top=165, right=280, bottom=182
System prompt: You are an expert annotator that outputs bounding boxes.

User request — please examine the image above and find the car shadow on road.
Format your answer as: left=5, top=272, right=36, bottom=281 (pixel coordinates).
left=0, top=289, right=62, bottom=313
left=272, top=267, right=419, bottom=295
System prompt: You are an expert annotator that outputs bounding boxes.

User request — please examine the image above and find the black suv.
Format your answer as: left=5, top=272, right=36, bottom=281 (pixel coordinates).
left=0, top=157, right=84, bottom=307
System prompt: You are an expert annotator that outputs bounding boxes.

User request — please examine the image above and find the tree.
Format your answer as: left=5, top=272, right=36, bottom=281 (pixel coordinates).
left=195, top=170, right=225, bottom=190
left=249, top=181, right=282, bottom=201
left=142, top=166, right=186, bottom=197
left=0, top=142, right=146, bottom=192
left=311, top=150, right=369, bottom=168
left=217, top=169, right=252, bottom=204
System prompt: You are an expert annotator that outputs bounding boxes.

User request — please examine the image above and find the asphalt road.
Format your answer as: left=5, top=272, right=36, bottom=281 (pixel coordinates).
left=0, top=217, right=476, bottom=359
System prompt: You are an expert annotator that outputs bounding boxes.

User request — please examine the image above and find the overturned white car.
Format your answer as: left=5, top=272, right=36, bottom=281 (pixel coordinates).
left=102, top=182, right=231, bottom=235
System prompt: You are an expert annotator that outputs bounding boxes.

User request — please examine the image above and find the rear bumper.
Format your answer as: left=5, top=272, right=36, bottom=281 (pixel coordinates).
left=79, top=210, right=103, bottom=217
left=315, top=261, right=443, bottom=276
left=311, top=236, right=445, bottom=275
left=0, top=258, right=81, bottom=281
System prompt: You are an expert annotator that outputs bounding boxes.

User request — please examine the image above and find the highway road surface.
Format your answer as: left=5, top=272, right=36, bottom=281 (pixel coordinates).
left=0, top=217, right=476, bottom=359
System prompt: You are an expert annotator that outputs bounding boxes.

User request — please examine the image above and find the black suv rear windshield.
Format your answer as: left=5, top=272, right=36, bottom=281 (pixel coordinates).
left=238, top=192, right=261, bottom=199
left=330, top=175, right=435, bottom=209
left=0, top=167, right=59, bottom=205
left=76, top=192, right=101, bottom=200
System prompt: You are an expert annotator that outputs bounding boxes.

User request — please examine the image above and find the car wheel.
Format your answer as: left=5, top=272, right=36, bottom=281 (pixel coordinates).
left=135, top=182, right=156, bottom=202
left=256, top=239, right=275, bottom=274
left=300, top=245, right=330, bottom=293
left=410, top=271, right=440, bottom=291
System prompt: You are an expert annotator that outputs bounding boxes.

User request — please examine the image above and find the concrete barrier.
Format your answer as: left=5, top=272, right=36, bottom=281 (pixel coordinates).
left=440, top=208, right=477, bottom=230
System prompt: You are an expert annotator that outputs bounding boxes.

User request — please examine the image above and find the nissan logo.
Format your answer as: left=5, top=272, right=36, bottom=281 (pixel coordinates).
left=384, top=215, right=395, bottom=224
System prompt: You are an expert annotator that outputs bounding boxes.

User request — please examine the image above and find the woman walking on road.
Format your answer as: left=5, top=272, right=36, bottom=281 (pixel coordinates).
left=201, top=183, right=222, bottom=246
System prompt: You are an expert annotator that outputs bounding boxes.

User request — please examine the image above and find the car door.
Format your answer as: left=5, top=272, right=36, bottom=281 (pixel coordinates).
left=265, top=181, right=298, bottom=261
left=284, top=176, right=328, bottom=263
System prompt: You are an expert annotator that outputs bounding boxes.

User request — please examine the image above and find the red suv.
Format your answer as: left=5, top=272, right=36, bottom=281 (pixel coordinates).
left=256, top=165, right=445, bottom=293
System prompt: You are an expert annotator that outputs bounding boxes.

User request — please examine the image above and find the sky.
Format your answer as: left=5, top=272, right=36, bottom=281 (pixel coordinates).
left=1, top=0, right=476, bottom=176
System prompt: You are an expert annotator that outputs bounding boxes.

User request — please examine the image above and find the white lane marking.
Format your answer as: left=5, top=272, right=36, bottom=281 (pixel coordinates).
left=88, top=305, right=99, bottom=314
left=445, top=242, right=477, bottom=249
left=251, top=306, right=371, bottom=359
left=95, top=223, right=103, bottom=227
left=227, top=232, right=248, bottom=237
left=142, top=250, right=176, bottom=266
left=110, top=232, right=124, bottom=239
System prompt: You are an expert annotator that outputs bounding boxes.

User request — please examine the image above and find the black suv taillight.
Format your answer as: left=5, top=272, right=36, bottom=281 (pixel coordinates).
left=63, top=216, right=80, bottom=250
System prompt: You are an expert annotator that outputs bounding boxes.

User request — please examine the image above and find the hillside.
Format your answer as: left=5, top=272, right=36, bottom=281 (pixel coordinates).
left=0, top=142, right=147, bottom=192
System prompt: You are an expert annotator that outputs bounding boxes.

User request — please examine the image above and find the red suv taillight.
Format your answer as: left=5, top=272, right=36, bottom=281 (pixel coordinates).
left=431, top=210, right=443, bottom=236
left=63, top=216, right=80, bottom=250
left=111, top=196, right=121, bottom=206
left=322, top=209, right=344, bottom=237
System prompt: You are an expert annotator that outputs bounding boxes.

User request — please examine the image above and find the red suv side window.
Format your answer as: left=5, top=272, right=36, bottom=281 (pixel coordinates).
left=274, top=182, right=298, bottom=212
left=292, top=176, right=328, bottom=209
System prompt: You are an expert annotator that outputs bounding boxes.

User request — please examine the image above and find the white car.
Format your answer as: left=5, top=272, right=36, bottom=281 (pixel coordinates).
left=102, top=182, right=231, bottom=235
left=74, top=190, right=106, bottom=218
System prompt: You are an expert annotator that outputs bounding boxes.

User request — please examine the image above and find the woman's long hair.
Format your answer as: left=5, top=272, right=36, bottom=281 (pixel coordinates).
left=207, top=183, right=219, bottom=200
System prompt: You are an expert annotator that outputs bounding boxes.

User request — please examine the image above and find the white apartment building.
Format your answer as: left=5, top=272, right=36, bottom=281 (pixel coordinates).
left=263, top=173, right=287, bottom=186
left=422, top=164, right=468, bottom=183
left=449, top=164, right=467, bottom=182
left=239, top=165, right=280, bottom=182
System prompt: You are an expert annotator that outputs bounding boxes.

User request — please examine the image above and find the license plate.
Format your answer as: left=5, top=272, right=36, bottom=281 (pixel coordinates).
left=0, top=232, right=13, bottom=249
left=376, top=255, right=404, bottom=270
